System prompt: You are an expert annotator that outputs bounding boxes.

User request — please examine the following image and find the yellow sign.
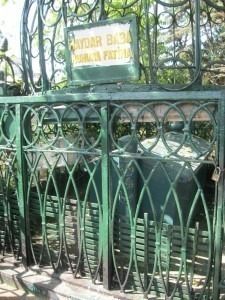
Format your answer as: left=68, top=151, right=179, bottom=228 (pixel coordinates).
left=68, top=23, right=133, bottom=67
left=65, top=17, right=139, bottom=85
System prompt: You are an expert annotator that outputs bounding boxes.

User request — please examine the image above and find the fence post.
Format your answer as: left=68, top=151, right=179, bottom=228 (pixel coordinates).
left=15, top=104, right=29, bottom=268
left=101, top=102, right=112, bottom=289
left=213, top=92, right=225, bottom=299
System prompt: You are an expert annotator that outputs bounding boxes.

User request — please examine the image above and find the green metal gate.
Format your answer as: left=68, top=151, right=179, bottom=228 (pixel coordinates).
left=0, top=90, right=223, bottom=299
left=0, top=0, right=225, bottom=299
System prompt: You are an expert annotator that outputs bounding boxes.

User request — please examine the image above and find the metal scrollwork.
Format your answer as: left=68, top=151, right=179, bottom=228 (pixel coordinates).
left=21, top=0, right=225, bottom=92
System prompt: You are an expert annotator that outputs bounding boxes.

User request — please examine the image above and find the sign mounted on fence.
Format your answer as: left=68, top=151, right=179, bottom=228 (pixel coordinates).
left=64, top=16, right=139, bottom=85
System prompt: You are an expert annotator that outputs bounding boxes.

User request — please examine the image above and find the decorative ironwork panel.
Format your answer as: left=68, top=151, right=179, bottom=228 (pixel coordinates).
left=0, top=92, right=222, bottom=299
left=0, top=104, right=20, bottom=258
left=109, top=99, right=218, bottom=298
left=21, top=0, right=225, bottom=92
left=22, top=102, right=103, bottom=280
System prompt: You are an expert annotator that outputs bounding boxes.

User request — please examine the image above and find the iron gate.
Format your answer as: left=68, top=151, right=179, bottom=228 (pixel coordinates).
left=0, top=0, right=225, bottom=299
left=0, top=89, right=224, bottom=299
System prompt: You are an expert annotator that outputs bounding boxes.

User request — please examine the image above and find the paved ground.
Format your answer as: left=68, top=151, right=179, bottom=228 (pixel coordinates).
left=0, top=282, right=36, bottom=299
left=0, top=258, right=157, bottom=300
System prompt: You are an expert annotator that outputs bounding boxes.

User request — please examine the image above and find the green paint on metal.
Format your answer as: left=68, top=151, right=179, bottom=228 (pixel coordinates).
left=213, top=91, right=225, bottom=299
left=101, top=103, right=111, bottom=289
left=15, top=104, right=29, bottom=267
left=0, top=0, right=224, bottom=298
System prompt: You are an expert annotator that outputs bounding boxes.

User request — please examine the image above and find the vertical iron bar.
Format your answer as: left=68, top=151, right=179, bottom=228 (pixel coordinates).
left=15, top=104, right=29, bottom=268
left=190, top=222, right=199, bottom=291
left=37, top=0, right=49, bottom=92
left=99, top=0, right=106, bottom=20
left=213, top=92, right=225, bottom=299
left=166, top=225, right=172, bottom=292
left=20, top=0, right=34, bottom=94
left=194, top=0, right=201, bottom=83
left=101, top=102, right=111, bottom=289
left=144, top=0, right=155, bottom=84
left=3, top=57, right=7, bottom=96
left=144, top=213, right=149, bottom=291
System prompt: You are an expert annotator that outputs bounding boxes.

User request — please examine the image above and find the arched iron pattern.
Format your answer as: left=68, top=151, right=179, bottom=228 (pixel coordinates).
left=0, top=104, right=20, bottom=259
left=20, top=0, right=225, bottom=93
left=109, top=98, right=218, bottom=298
left=23, top=101, right=103, bottom=280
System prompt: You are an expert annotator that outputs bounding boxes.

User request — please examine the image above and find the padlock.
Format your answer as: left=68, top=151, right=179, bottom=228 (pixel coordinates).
left=211, top=167, right=221, bottom=182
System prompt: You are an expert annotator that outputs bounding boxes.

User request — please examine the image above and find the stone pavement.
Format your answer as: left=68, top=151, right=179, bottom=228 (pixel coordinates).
left=0, top=258, right=157, bottom=300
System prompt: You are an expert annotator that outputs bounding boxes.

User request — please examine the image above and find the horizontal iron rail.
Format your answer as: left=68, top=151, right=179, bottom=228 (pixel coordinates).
left=0, top=90, right=222, bottom=104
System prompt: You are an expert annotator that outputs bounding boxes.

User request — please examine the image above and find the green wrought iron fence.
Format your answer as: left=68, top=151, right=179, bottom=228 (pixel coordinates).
left=0, top=90, right=224, bottom=299
left=109, top=97, right=218, bottom=299
left=0, top=0, right=225, bottom=299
